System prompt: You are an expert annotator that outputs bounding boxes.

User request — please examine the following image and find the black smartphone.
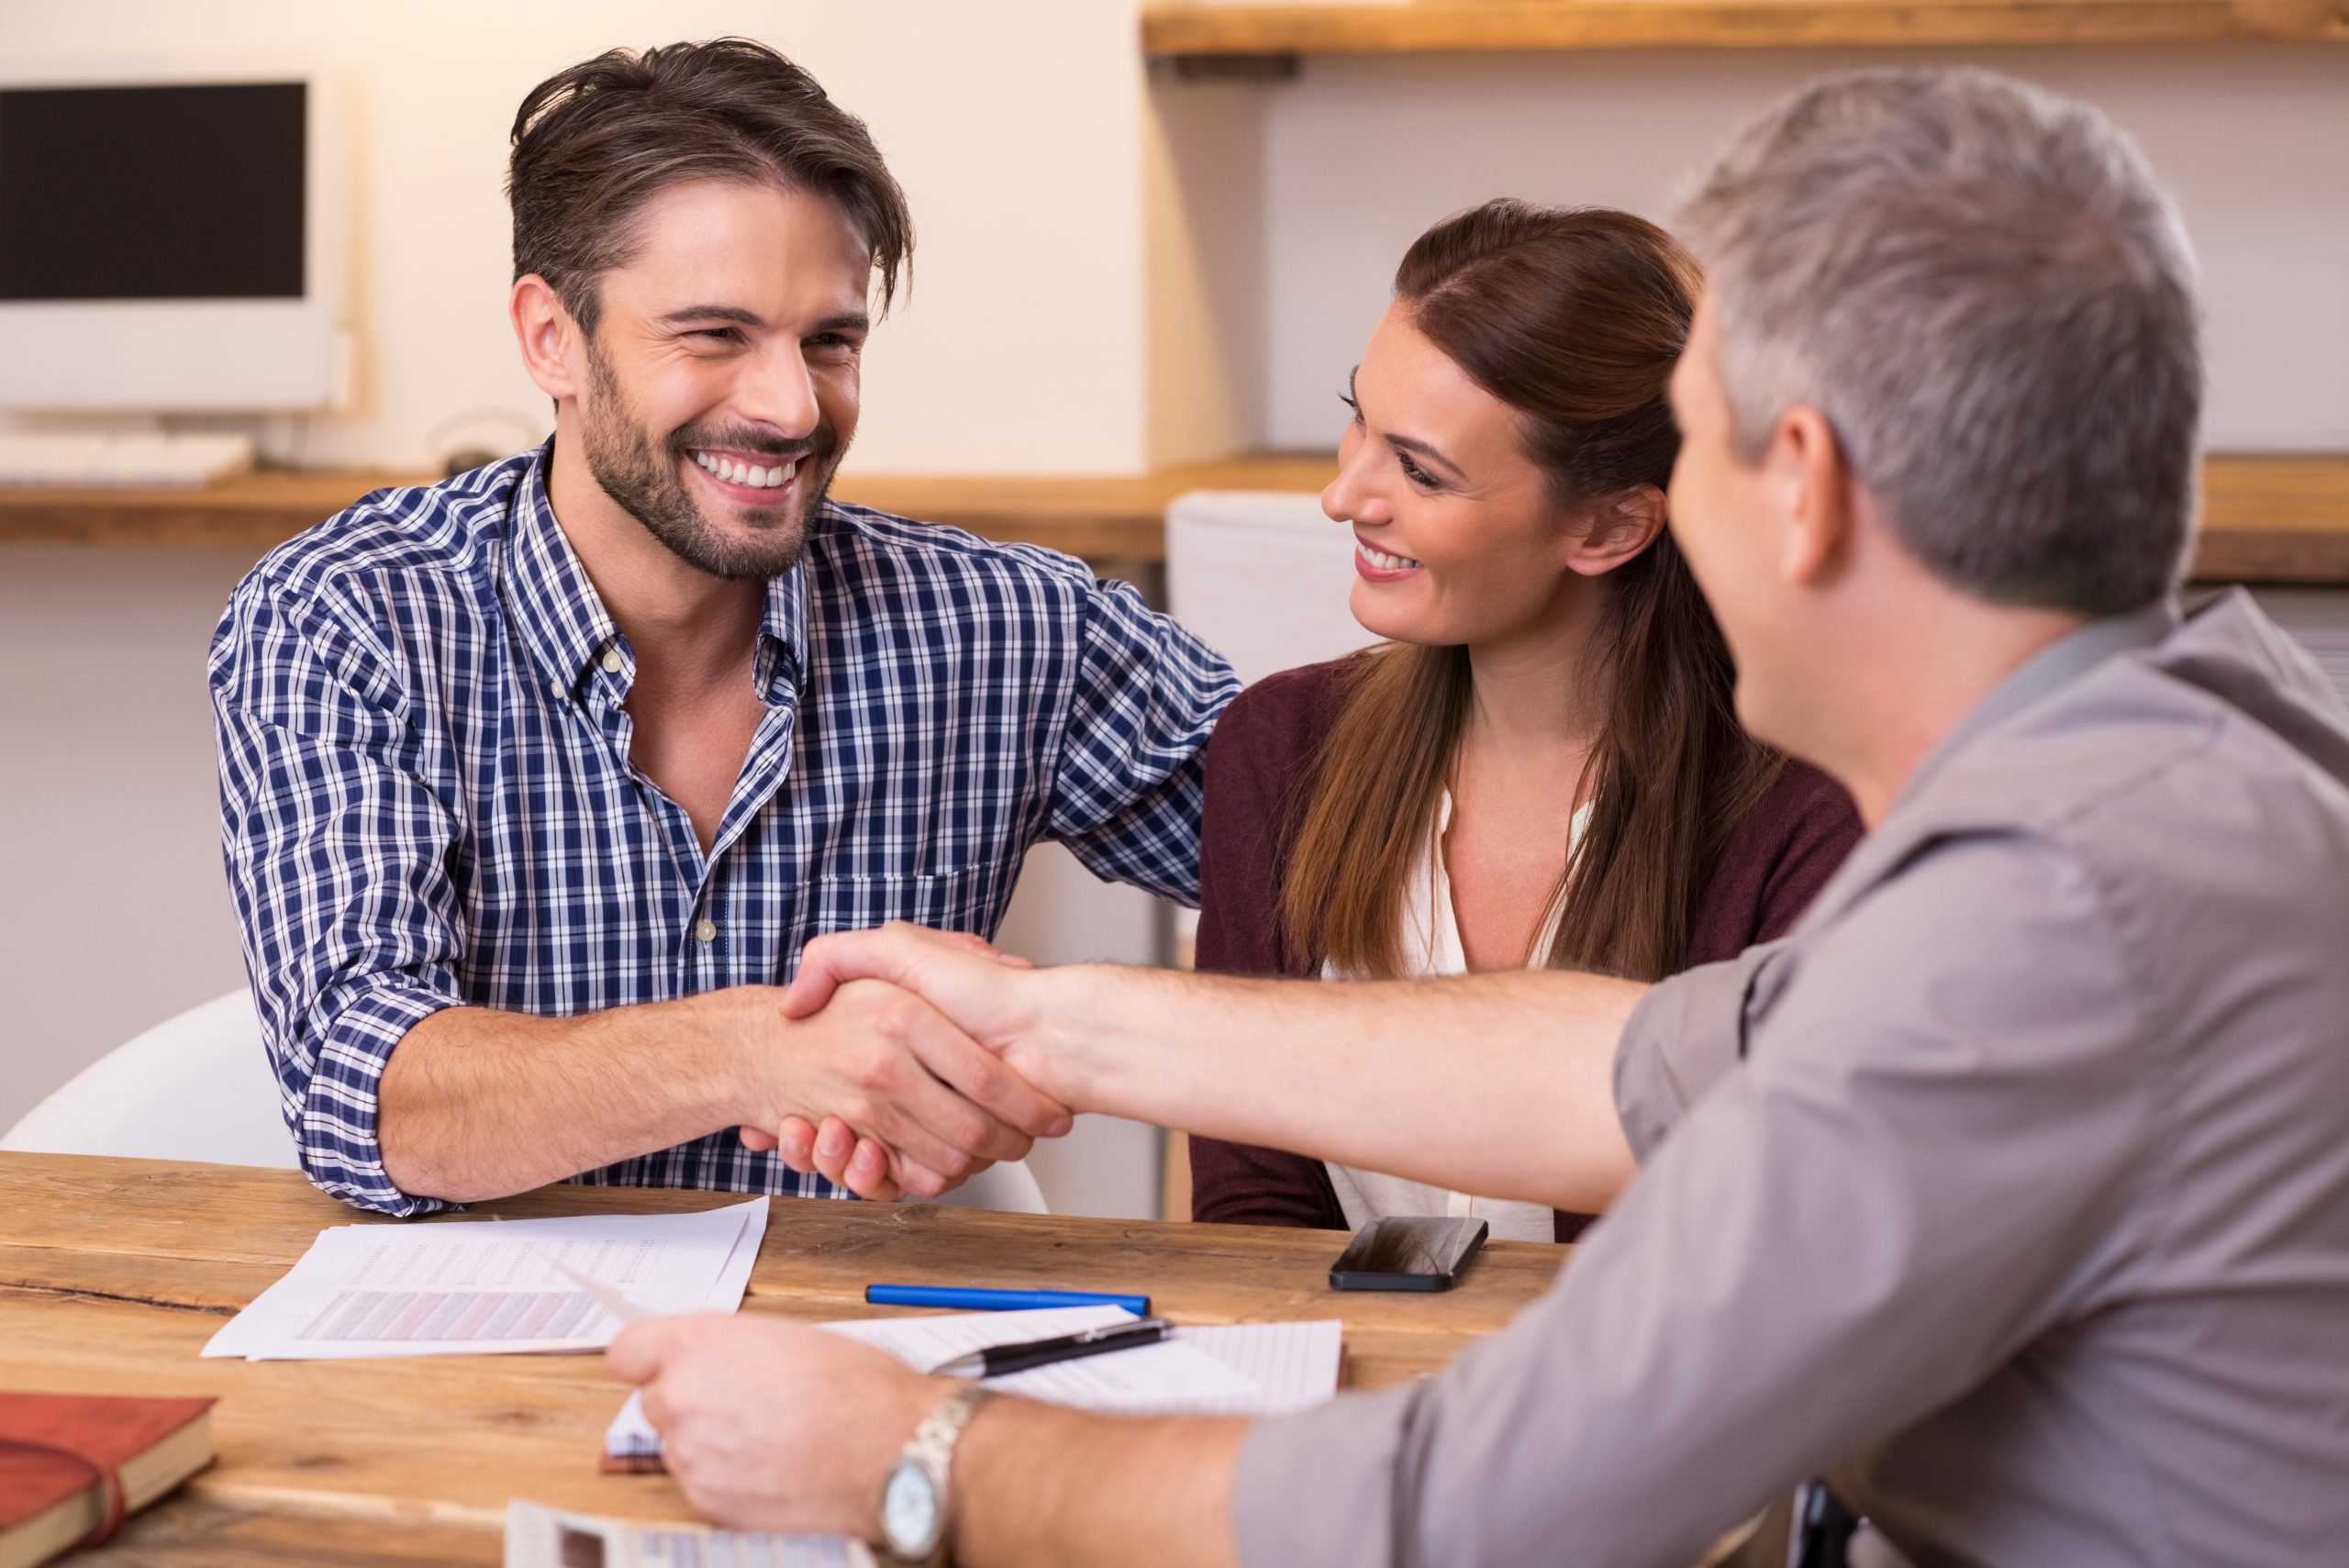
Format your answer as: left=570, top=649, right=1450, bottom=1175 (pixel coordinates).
left=1329, top=1216, right=1489, bottom=1292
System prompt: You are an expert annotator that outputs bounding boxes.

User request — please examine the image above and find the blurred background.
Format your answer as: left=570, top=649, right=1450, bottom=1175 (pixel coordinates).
left=2, top=1, right=2344, bottom=1216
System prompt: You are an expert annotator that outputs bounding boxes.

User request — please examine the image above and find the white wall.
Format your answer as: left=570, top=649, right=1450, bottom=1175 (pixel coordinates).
left=0, top=0, right=1153, bottom=476
left=1253, top=46, right=2349, bottom=453
left=0, top=549, right=256, bottom=1132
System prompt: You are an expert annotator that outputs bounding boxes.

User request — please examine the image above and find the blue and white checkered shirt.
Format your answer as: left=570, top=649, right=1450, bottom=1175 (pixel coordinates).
left=209, top=445, right=1237, bottom=1217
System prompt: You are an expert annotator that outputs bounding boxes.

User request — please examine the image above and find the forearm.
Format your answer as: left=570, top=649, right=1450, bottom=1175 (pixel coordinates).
left=1032, top=966, right=1645, bottom=1214
left=378, top=990, right=759, bottom=1202
left=956, top=1401, right=1248, bottom=1568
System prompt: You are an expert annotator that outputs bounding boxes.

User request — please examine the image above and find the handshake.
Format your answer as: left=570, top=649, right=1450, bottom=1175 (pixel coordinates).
left=740, top=924, right=1085, bottom=1203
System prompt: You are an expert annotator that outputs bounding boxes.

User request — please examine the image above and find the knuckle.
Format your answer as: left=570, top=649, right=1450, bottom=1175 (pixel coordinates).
left=850, top=1049, right=896, bottom=1095
left=952, top=1113, right=994, bottom=1155
left=963, top=1058, right=1008, bottom=1106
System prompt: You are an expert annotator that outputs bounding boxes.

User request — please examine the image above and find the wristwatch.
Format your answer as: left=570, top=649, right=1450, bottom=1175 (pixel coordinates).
left=877, top=1384, right=996, bottom=1565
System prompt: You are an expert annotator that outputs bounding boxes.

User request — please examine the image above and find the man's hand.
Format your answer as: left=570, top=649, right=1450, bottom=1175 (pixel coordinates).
left=747, top=977, right=1068, bottom=1199
left=607, top=1314, right=941, bottom=1535
left=744, top=929, right=1058, bottom=1199
left=744, top=1111, right=929, bottom=1201
left=785, top=924, right=1052, bottom=1067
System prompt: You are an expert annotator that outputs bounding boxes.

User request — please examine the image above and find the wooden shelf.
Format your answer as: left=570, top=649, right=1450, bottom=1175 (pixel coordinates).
left=3, top=452, right=2344, bottom=584
left=829, top=453, right=1337, bottom=562
left=1142, top=1, right=2349, bottom=58
left=2192, top=456, right=2349, bottom=584
left=0, top=454, right=1337, bottom=564
left=0, top=468, right=438, bottom=550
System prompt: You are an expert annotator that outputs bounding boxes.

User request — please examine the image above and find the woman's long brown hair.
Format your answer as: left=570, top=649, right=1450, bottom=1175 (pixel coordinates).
left=1279, top=201, right=1781, bottom=983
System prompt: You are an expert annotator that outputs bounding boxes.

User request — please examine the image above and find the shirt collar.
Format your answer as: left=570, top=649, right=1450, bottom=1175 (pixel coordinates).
left=1896, top=597, right=2181, bottom=808
left=507, top=442, right=618, bottom=701
left=507, top=440, right=810, bottom=706
left=753, top=534, right=810, bottom=705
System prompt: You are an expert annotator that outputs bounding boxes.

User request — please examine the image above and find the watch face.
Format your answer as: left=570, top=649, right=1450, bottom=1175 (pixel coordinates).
left=883, top=1459, right=941, bottom=1558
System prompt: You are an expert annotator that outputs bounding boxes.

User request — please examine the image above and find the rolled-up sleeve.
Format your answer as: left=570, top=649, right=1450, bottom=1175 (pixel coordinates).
left=1045, top=571, right=1238, bottom=908
left=209, top=570, right=464, bottom=1217
left=1231, top=834, right=2149, bottom=1568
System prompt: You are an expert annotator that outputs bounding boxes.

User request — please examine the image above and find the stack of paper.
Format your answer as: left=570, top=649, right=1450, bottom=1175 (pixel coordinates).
left=604, top=1306, right=1343, bottom=1467
left=505, top=1498, right=870, bottom=1568
left=203, top=1199, right=767, bottom=1361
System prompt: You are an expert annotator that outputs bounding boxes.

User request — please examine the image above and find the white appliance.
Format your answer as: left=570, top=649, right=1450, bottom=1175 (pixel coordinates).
left=1165, top=488, right=1379, bottom=687
left=1163, top=488, right=1383, bottom=956
left=0, top=69, right=350, bottom=411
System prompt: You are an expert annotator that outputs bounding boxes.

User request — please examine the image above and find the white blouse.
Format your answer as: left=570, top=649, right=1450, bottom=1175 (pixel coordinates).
left=1318, top=791, right=1593, bottom=1244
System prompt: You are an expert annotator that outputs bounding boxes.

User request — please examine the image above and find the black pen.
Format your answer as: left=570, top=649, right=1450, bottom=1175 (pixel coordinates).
left=930, top=1318, right=1175, bottom=1379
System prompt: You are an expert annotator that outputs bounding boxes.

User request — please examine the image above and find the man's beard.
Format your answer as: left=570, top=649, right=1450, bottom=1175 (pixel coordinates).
left=579, top=338, right=841, bottom=582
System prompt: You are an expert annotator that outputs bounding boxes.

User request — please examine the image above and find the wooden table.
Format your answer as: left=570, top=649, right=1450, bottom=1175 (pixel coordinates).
left=0, top=1151, right=1565, bottom=1564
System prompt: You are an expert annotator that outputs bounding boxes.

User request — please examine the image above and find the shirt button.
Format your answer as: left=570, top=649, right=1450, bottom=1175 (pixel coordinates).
left=696, top=919, right=718, bottom=944
left=549, top=677, right=564, bottom=701
left=602, top=650, right=623, bottom=673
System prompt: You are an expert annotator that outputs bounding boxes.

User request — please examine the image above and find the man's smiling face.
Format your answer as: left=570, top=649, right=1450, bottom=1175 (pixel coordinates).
left=573, top=177, right=872, bottom=581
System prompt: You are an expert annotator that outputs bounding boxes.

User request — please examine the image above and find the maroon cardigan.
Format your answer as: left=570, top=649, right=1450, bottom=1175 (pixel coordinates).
left=1188, top=657, right=1865, bottom=1243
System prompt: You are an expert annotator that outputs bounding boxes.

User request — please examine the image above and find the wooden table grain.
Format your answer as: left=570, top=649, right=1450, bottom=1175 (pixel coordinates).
left=0, top=1151, right=1565, bottom=1562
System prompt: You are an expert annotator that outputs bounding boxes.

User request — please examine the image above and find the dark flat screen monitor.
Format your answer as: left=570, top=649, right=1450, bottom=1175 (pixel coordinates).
left=0, top=81, right=306, bottom=302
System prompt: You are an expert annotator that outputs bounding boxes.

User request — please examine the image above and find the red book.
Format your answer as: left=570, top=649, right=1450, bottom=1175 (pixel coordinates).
left=0, top=1393, right=215, bottom=1568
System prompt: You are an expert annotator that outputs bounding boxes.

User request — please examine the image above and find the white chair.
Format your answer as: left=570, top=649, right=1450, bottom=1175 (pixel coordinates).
left=0, top=988, right=296, bottom=1168
left=931, top=1159, right=1049, bottom=1215
left=0, top=987, right=1050, bottom=1213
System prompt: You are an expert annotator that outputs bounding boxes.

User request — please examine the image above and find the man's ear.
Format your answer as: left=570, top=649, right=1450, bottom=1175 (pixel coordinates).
left=510, top=274, right=584, bottom=405
left=1564, top=484, right=1668, bottom=578
left=1769, top=406, right=1853, bottom=588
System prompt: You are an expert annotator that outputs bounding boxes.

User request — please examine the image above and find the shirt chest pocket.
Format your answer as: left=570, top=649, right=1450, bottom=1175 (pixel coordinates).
left=782, top=866, right=1008, bottom=981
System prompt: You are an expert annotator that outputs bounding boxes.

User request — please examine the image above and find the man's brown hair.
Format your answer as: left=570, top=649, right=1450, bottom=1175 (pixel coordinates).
left=507, top=38, right=913, bottom=334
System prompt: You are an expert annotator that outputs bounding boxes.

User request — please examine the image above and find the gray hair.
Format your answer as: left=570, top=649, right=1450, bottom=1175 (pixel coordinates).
left=1675, top=67, right=2202, bottom=615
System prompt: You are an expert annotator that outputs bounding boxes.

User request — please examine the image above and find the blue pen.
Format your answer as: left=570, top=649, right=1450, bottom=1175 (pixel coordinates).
left=865, top=1284, right=1151, bottom=1316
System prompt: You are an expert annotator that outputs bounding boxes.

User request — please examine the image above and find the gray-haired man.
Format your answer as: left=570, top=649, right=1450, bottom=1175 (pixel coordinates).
left=602, top=68, right=2349, bottom=1568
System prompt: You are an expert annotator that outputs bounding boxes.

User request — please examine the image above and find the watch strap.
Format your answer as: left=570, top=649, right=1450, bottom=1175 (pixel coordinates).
left=912, top=1382, right=995, bottom=1460
left=883, top=1384, right=996, bottom=1566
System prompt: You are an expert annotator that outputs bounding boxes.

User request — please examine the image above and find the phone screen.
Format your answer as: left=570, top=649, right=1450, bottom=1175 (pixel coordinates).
left=1329, top=1216, right=1489, bottom=1292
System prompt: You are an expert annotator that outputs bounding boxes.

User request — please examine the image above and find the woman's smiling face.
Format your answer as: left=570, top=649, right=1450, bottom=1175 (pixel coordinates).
left=1324, top=305, right=1591, bottom=650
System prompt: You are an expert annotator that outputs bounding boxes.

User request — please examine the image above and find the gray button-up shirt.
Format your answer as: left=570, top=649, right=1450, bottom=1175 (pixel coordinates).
left=1234, top=590, right=2349, bottom=1567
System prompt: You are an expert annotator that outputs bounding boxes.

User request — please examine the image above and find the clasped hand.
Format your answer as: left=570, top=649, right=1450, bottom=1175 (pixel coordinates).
left=745, top=926, right=1060, bottom=1201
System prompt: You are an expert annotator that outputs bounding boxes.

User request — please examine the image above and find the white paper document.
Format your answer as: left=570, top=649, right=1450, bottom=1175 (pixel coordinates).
left=605, top=1306, right=1344, bottom=1464
left=505, top=1498, right=872, bottom=1568
left=820, top=1305, right=1262, bottom=1411
left=204, top=1198, right=768, bottom=1361
left=1169, top=1318, right=1346, bottom=1418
